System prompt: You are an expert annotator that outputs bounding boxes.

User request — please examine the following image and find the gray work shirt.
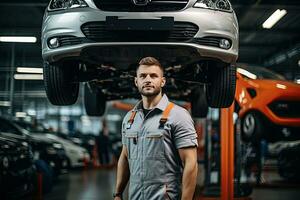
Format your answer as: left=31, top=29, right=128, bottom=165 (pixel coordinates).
left=121, top=94, right=198, bottom=200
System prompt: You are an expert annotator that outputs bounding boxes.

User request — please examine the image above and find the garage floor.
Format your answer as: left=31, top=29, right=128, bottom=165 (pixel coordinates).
left=44, top=168, right=300, bottom=200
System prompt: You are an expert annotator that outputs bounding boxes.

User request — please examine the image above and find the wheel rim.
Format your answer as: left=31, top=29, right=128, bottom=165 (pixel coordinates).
left=243, top=114, right=256, bottom=137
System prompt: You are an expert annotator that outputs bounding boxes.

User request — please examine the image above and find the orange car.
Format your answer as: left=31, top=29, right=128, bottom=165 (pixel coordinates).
left=235, top=66, right=300, bottom=142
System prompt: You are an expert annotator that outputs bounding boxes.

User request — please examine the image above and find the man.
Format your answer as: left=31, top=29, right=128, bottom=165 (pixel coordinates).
left=114, top=57, right=198, bottom=200
left=97, top=119, right=111, bottom=166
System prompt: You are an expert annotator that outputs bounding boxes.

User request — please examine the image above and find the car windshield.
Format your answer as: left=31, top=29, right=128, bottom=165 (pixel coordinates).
left=238, top=66, right=286, bottom=80
left=15, top=121, right=46, bottom=133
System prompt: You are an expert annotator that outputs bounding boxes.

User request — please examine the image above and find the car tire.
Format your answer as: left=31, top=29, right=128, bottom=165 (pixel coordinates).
left=84, top=83, right=106, bottom=116
left=277, top=145, right=300, bottom=181
left=191, top=85, right=208, bottom=118
left=43, top=61, right=79, bottom=105
left=206, top=64, right=236, bottom=108
left=241, top=112, right=264, bottom=143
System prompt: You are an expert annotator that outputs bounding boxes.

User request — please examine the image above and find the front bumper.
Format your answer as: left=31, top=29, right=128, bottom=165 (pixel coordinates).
left=42, top=6, right=238, bottom=64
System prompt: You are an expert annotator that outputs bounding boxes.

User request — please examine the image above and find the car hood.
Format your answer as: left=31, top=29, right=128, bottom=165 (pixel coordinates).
left=34, top=133, right=86, bottom=152
left=251, top=79, right=300, bottom=92
left=29, top=134, right=57, bottom=144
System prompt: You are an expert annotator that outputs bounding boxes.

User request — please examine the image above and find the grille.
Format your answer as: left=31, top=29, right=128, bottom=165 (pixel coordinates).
left=193, top=37, right=232, bottom=48
left=93, top=0, right=188, bottom=12
left=268, top=100, right=300, bottom=118
left=81, top=21, right=198, bottom=42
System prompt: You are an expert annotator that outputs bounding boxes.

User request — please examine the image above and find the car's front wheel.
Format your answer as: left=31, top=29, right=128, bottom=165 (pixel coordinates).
left=43, top=61, right=79, bottom=105
left=206, top=64, right=236, bottom=108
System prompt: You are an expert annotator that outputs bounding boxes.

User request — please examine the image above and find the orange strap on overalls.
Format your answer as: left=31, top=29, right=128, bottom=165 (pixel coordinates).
left=160, top=102, right=174, bottom=125
left=127, top=110, right=137, bottom=129
left=127, top=102, right=174, bottom=129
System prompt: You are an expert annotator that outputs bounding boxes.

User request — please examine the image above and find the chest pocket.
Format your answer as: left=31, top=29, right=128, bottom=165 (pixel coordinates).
left=145, top=131, right=165, bottom=159
left=125, top=131, right=138, bottom=160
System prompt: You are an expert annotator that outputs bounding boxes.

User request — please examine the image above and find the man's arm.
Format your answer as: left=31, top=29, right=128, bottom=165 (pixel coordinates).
left=114, top=145, right=130, bottom=200
left=178, top=147, right=198, bottom=200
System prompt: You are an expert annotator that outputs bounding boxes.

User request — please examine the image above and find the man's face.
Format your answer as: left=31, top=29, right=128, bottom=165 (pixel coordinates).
left=135, top=65, right=166, bottom=97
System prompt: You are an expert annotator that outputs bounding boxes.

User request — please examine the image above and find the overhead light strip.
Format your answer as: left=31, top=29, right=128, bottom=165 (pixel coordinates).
left=262, top=9, right=287, bottom=29
left=0, top=101, right=11, bottom=107
left=16, top=67, right=43, bottom=74
left=14, top=74, right=43, bottom=80
left=0, top=36, right=37, bottom=43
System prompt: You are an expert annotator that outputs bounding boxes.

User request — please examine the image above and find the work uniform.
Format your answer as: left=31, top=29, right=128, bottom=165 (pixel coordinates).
left=122, top=94, right=198, bottom=200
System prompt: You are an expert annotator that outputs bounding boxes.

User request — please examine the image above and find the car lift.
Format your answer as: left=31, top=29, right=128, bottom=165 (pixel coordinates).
left=220, top=105, right=235, bottom=200
left=200, top=104, right=252, bottom=200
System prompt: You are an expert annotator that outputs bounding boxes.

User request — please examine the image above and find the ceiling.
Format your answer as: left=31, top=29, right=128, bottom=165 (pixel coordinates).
left=0, top=0, right=299, bottom=101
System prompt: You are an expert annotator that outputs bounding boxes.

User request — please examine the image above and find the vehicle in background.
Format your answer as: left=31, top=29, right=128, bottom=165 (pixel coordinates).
left=0, top=135, right=36, bottom=199
left=235, top=66, right=300, bottom=142
left=268, top=140, right=300, bottom=181
left=67, top=132, right=95, bottom=158
left=40, top=134, right=90, bottom=168
left=0, top=117, right=68, bottom=175
left=14, top=120, right=91, bottom=168
left=277, top=142, right=300, bottom=181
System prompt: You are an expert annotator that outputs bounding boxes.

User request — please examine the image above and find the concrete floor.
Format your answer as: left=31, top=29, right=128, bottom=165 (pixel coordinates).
left=44, top=168, right=300, bottom=200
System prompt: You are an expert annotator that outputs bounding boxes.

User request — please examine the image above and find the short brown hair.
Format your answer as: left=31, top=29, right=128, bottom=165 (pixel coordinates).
left=137, top=57, right=164, bottom=74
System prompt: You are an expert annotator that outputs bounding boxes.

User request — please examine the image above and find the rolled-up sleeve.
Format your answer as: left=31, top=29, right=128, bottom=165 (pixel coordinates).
left=173, top=109, right=198, bottom=149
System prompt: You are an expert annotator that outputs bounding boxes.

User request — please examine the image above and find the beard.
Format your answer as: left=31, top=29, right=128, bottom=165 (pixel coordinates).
left=138, top=85, right=161, bottom=97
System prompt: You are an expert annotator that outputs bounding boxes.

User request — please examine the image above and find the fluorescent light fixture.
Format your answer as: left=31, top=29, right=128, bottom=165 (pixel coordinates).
left=14, top=74, right=43, bottom=80
left=262, top=9, right=287, bottom=29
left=296, top=79, right=300, bottom=84
left=17, top=67, right=43, bottom=74
left=0, top=101, right=11, bottom=107
left=237, top=68, right=257, bottom=79
left=16, top=112, right=27, bottom=118
left=0, top=36, right=37, bottom=43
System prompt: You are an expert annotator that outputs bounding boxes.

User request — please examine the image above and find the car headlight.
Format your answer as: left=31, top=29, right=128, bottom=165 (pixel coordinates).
left=48, top=0, right=88, bottom=12
left=194, top=0, right=232, bottom=12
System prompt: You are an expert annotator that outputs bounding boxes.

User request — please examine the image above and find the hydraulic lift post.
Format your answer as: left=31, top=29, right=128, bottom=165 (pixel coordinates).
left=221, top=104, right=234, bottom=200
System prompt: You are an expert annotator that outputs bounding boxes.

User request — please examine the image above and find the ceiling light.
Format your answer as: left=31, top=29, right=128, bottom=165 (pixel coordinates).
left=262, top=9, right=287, bottom=29
left=17, top=67, right=43, bottom=74
left=0, top=36, right=37, bottom=43
left=0, top=101, right=11, bottom=107
left=14, top=74, right=43, bottom=80
left=296, top=79, right=300, bottom=84
left=16, top=112, right=27, bottom=118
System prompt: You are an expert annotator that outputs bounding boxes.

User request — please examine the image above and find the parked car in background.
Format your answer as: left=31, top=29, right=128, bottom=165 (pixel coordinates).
left=14, top=120, right=91, bottom=168
left=42, top=0, right=239, bottom=114
left=235, top=66, right=300, bottom=142
left=41, top=134, right=90, bottom=168
left=277, top=141, right=300, bottom=181
left=0, top=117, right=68, bottom=175
left=0, top=135, right=36, bottom=199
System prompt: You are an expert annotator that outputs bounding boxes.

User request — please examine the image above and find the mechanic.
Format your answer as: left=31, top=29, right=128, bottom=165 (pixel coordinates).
left=113, top=57, right=198, bottom=200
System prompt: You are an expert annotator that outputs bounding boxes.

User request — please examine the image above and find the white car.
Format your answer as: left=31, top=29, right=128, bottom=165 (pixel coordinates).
left=42, top=0, right=239, bottom=114
left=34, top=133, right=90, bottom=168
